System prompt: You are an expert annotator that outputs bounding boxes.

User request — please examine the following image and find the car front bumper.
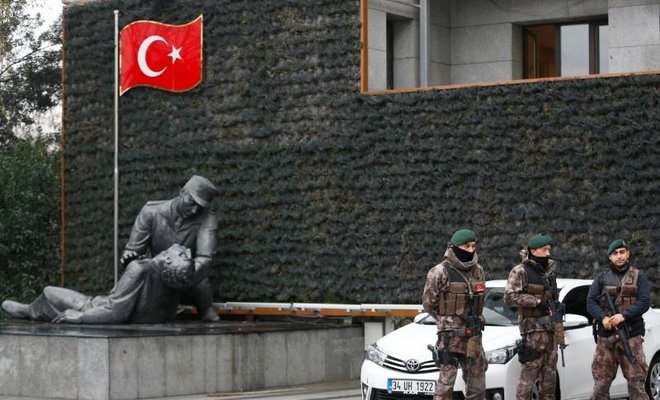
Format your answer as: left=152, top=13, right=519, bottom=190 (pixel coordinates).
left=361, top=359, right=520, bottom=400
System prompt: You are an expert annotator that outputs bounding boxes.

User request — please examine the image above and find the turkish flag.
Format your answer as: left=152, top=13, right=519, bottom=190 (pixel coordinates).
left=120, top=16, right=203, bottom=94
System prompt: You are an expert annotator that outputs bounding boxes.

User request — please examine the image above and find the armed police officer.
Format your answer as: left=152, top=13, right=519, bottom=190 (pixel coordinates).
left=120, top=175, right=220, bottom=322
left=505, top=234, right=564, bottom=400
left=586, top=239, right=651, bottom=400
left=422, top=229, right=487, bottom=400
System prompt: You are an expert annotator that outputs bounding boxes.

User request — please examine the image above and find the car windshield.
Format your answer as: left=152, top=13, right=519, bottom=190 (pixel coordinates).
left=483, top=287, right=517, bottom=326
left=416, top=287, right=518, bottom=326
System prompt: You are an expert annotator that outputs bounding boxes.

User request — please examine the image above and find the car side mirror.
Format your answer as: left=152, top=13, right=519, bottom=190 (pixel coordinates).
left=563, top=313, right=590, bottom=329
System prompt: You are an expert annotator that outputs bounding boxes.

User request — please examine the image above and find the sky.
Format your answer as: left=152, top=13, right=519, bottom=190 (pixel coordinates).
left=19, top=1, right=63, bottom=136
left=36, top=0, right=62, bottom=26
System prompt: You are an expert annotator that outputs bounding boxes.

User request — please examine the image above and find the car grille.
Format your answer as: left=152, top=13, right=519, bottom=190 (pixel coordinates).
left=370, top=388, right=464, bottom=400
left=383, top=355, right=438, bottom=374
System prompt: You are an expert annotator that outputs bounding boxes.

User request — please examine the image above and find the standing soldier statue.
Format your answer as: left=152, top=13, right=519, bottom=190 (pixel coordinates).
left=505, top=234, right=563, bottom=400
left=586, top=239, right=651, bottom=400
left=422, top=229, right=487, bottom=400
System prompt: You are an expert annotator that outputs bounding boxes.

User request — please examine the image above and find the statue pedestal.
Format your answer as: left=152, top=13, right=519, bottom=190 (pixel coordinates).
left=0, top=320, right=363, bottom=400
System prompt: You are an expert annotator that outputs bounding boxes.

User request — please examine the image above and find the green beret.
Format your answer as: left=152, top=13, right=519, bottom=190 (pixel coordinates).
left=528, top=234, right=553, bottom=249
left=451, top=229, right=476, bottom=246
left=607, top=239, right=628, bottom=255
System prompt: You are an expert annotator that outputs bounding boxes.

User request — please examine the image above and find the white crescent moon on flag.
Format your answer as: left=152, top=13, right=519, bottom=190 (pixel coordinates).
left=137, top=35, right=168, bottom=77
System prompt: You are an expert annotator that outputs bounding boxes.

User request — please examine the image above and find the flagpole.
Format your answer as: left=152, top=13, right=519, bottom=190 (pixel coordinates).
left=113, top=10, right=119, bottom=286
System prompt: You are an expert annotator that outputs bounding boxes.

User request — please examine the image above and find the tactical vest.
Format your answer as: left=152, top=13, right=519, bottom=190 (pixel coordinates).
left=438, top=263, right=485, bottom=318
left=519, top=263, right=555, bottom=318
left=599, top=267, right=639, bottom=313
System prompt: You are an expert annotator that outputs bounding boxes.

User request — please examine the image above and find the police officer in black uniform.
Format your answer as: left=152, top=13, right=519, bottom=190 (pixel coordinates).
left=586, top=239, right=651, bottom=400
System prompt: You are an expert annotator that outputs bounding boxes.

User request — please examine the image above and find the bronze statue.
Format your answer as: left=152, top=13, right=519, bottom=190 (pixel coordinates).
left=120, top=175, right=220, bottom=321
left=2, top=244, right=196, bottom=324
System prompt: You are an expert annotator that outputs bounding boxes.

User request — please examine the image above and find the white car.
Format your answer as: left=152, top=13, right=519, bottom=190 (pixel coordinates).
left=361, top=279, right=660, bottom=400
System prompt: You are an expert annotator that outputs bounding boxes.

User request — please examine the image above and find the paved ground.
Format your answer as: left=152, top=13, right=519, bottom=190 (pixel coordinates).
left=0, top=380, right=362, bottom=400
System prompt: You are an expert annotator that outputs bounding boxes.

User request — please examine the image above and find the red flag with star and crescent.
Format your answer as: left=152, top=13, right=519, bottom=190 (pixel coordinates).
left=120, top=15, right=203, bottom=95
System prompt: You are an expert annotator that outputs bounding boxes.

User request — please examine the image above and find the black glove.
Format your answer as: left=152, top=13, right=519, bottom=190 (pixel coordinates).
left=536, top=298, right=550, bottom=311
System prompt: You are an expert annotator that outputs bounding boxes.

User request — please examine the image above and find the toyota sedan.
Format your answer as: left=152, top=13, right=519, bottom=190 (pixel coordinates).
left=360, top=279, right=660, bottom=400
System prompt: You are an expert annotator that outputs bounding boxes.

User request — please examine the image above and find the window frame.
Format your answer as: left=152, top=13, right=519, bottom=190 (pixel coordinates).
left=521, top=19, right=609, bottom=80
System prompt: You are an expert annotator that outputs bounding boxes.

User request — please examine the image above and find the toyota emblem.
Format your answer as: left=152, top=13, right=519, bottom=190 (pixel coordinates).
left=405, top=359, right=420, bottom=372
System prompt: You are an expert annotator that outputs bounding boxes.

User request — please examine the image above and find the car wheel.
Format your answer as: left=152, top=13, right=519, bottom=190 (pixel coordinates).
left=647, top=354, right=660, bottom=400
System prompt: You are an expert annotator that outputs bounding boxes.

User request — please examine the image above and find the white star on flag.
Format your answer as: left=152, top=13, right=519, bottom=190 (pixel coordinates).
left=168, top=45, right=182, bottom=63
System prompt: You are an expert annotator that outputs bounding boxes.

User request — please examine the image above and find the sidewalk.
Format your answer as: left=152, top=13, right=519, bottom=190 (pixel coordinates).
left=0, top=380, right=361, bottom=400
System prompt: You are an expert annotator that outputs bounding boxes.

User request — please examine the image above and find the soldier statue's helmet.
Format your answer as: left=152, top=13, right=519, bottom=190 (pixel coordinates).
left=182, top=175, right=219, bottom=209
left=607, top=238, right=628, bottom=255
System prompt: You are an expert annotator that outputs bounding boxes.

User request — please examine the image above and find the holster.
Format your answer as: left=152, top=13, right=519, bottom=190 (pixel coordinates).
left=427, top=344, right=460, bottom=367
left=516, top=338, right=543, bottom=363
left=429, top=333, right=460, bottom=367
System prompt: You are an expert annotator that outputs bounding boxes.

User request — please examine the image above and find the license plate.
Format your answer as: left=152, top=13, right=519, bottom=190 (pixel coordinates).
left=387, top=378, right=435, bottom=395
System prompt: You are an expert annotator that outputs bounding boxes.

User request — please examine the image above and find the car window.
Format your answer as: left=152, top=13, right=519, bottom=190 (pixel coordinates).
left=416, top=313, right=436, bottom=325
left=562, top=285, right=593, bottom=323
left=484, top=288, right=517, bottom=326
left=416, top=288, right=518, bottom=326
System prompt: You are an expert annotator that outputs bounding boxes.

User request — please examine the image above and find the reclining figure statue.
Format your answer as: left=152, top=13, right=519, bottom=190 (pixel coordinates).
left=1, top=244, right=195, bottom=324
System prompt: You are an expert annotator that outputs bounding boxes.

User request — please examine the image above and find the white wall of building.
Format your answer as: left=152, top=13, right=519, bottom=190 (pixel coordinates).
left=367, top=0, right=660, bottom=89
left=608, top=1, right=660, bottom=72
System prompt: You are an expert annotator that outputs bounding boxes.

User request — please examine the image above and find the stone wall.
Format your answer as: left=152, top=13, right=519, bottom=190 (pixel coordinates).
left=0, top=324, right=363, bottom=399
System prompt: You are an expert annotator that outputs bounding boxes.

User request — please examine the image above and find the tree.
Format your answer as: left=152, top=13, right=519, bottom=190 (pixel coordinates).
left=0, top=136, right=60, bottom=309
left=0, top=0, right=61, bottom=141
left=0, top=0, right=61, bottom=317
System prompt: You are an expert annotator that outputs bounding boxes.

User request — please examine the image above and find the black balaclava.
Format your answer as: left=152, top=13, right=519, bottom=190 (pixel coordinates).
left=529, top=252, right=549, bottom=269
left=453, top=245, right=475, bottom=263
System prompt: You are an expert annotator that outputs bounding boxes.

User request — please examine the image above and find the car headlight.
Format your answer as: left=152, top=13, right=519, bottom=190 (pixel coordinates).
left=365, top=344, right=387, bottom=366
left=486, top=344, right=518, bottom=364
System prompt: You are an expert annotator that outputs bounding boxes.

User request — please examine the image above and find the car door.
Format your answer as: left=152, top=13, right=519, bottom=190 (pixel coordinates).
left=558, top=285, right=598, bottom=399
left=558, top=284, right=629, bottom=399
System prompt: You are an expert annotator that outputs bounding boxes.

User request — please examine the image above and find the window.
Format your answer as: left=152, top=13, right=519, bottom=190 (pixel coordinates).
left=386, top=20, right=394, bottom=89
left=598, top=24, right=609, bottom=74
left=360, top=0, right=660, bottom=93
left=523, top=20, right=608, bottom=79
left=366, top=0, right=421, bottom=91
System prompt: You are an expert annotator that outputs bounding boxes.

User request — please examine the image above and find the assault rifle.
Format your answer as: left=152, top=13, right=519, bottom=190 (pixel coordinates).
left=547, top=298, right=567, bottom=367
left=601, top=291, right=637, bottom=364
left=543, top=277, right=567, bottom=367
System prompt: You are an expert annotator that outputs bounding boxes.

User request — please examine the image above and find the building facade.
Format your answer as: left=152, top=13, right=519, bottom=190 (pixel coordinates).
left=60, top=0, right=659, bottom=303
left=367, top=0, right=660, bottom=90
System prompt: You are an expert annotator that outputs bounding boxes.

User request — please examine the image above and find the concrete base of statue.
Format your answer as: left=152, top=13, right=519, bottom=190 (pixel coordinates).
left=0, top=319, right=363, bottom=400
